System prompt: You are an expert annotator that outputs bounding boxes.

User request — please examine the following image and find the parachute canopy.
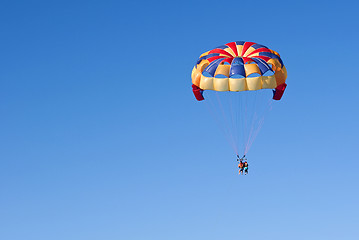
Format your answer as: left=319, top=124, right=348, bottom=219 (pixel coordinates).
left=191, top=41, right=287, bottom=101
left=191, top=41, right=287, bottom=155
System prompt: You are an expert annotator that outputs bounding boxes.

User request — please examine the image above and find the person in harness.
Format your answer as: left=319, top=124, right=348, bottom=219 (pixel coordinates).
left=237, top=154, right=248, bottom=175
left=237, top=155, right=244, bottom=175
left=243, top=159, right=249, bottom=175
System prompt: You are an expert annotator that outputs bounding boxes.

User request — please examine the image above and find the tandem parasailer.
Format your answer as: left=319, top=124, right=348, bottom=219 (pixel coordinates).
left=191, top=41, right=287, bottom=174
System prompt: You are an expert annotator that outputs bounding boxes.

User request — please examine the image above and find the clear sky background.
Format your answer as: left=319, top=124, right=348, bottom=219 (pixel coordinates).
left=1, top=0, right=359, bottom=239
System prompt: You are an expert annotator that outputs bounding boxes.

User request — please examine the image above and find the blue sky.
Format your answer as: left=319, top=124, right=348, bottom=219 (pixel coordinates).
left=1, top=0, right=359, bottom=239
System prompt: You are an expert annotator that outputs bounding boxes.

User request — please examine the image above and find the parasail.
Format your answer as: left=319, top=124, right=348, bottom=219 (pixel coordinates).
left=191, top=41, right=287, bottom=156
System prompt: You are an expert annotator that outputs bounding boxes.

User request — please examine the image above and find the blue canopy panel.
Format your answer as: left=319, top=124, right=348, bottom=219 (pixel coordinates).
left=203, top=58, right=226, bottom=77
left=196, top=53, right=220, bottom=65
left=214, top=45, right=228, bottom=50
left=250, top=43, right=268, bottom=50
left=229, top=57, right=245, bottom=77
left=235, top=41, right=245, bottom=46
left=258, top=52, right=284, bottom=67
left=251, top=58, right=273, bottom=75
